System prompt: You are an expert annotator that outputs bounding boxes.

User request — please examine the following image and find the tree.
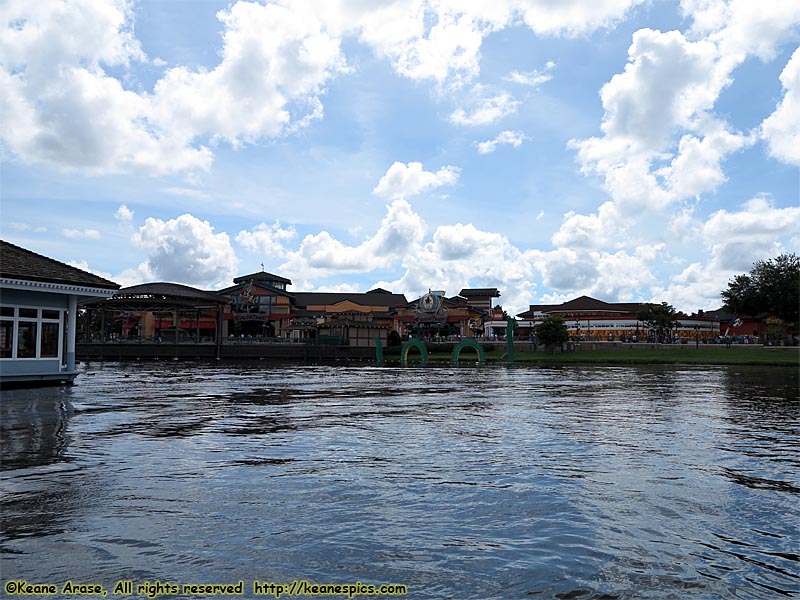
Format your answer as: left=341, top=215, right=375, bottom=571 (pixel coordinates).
left=637, top=302, right=678, bottom=341
left=535, top=316, right=568, bottom=349
left=722, top=254, right=800, bottom=326
left=387, top=330, right=402, bottom=347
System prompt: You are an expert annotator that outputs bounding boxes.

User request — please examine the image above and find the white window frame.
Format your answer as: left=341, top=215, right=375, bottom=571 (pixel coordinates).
left=0, top=305, right=64, bottom=361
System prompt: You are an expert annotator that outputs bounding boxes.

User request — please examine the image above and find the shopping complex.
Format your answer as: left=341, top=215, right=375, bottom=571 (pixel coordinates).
left=2, top=239, right=788, bottom=383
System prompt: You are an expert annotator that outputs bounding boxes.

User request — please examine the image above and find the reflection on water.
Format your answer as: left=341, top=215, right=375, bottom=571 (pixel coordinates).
left=1, top=363, right=798, bottom=599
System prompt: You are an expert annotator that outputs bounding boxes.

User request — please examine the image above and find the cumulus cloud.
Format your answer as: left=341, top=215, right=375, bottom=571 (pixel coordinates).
left=372, top=161, right=460, bottom=199
left=761, top=47, right=800, bottom=166
left=0, top=0, right=343, bottom=175
left=0, top=0, right=212, bottom=175
left=0, top=0, right=674, bottom=175
left=515, top=0, right=647, bottom=37
left=115, top=204, right=134, bottom=222
left=702, top=195, right=800, bottom=270
left=650, top=195, right=800, bottom=310
left=150, top=1, right=347, bottom=148
left=236, top=221, right=298, bottom=259
left=374, top=221, right=539, bottom=313
left=279, top=199, right=425, bottom=279
left=131, top=213, right=239, bottom=288
left=476, top=130, right=526, bottom=154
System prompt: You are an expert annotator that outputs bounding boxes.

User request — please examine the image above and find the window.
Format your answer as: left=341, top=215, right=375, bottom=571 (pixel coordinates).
left=17, top=321, right=37, bottom=358
left=0, top=320, right=13, bottom=358
left=41, top=322, right=60, bottom=357
left=0, top=306, right=63, bottom=360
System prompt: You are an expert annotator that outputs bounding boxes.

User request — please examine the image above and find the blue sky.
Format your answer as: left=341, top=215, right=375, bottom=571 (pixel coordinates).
left=1, top=0, right=798, bottom=314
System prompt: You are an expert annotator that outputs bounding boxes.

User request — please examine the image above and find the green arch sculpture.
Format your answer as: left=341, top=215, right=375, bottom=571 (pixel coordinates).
left=400, top=339, right=428, bottom=364
left=373, top=336, right=383, bottom=364
left=450, top=339, right=486, bottom=364
left=506, top=317, right=517, bottom=365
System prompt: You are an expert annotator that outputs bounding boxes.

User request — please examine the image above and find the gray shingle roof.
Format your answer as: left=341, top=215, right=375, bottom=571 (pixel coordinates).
left=233, top=271, right=292, bottom=285
left=115, top=282, right=228, bottom=303
left=1, top=240, right=120, bottom=290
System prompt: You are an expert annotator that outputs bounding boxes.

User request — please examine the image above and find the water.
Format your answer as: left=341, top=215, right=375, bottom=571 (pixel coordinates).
left=1, top=362, right=798, bottom=599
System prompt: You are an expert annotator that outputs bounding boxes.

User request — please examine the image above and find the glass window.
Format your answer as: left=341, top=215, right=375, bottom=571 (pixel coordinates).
left=42, top=310, right=60, bottom=320
left=17, top=321, right=37, bottom=358
left=0, top=320, right=13, bottom=358
left=41, top=322, right=60, bottom=358
left=0, top=306, right=13, bottom=317
left=19, top=308, right=38, bottom=319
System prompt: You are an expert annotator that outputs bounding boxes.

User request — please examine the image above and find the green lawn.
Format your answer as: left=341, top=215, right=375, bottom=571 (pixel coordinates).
left=413, top=347, right=799, bottom=366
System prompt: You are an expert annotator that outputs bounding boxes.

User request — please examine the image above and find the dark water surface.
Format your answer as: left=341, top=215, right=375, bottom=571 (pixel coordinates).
left=1, top=363, right=798, bottom=599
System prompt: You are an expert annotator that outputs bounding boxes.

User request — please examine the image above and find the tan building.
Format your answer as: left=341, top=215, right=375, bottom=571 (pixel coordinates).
left=218, top=271, right=294, bottom=338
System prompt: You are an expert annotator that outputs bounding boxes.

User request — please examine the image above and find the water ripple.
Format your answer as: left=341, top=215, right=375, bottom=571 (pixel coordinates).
left=1, top=363, right=798, bottom=599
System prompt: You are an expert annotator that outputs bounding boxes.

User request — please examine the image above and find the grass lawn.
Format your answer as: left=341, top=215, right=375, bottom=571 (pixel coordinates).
left=412, top=347, right=800, bottom=366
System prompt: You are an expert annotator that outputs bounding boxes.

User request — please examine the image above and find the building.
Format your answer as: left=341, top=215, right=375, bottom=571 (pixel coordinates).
left=218, top=271, right=295, bottom=338
left=292, top=288, right=407, bottom=347
left=215, top=271, right=407, bottom=347
left=517, top=295, right=719, bottom=342
left=81, top=282, right=228, bottom=343
left=458, top=288, right=500, bottom=312
left=1, top=240, right=119, bottom=385
left=395, top=290, right=490, bottom=340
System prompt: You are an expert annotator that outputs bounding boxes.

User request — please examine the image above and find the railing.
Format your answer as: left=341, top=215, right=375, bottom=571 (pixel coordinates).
left=79, top=334, right=350, bottom=346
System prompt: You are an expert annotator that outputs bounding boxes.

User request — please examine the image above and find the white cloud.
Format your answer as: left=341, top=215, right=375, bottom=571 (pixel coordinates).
left=586, top=29, right=721, bottom=155
left=476, top=130, right=526, bottom=154
left=0, top=0, right=212, bottom=175
left=651, top=194, right=800, bottom=311
left=114, top=203, right=134, bottom=222
left=682, top=0, right=800, bottom=64
left=761, top=47, right=800, bottom=166
left=131, top=213, right=239, bottom=288
left=150, top=1, right=348, bottom=148
left=0, top=0, right=344, bottom=175
left=279, top=199, right=426, bottom=278
left=0, top=0, right=680, bottom=176
left=702, top=195, right=800, bottom=270
left=504, top=60, right=556, bottom=86
left=62, top=228, right=101, bottom=240
left=450, top=89, right=519, bottom=126
left=372, top=161, right=460, bottom=199
left=6, top=222, right=47, bottom=233
left=67, top=260, right=115, bottom=282
left=236, top=221, right=298, bottom=259
left=515, top=0, right=647, bottom=37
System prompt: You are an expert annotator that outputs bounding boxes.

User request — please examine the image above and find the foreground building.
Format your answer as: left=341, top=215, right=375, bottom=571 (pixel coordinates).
left=1, top=240, right=119, bottom=385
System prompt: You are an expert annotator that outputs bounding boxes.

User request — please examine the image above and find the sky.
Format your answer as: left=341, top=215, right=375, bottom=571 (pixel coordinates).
left=1, top=0, right=799, bottom=315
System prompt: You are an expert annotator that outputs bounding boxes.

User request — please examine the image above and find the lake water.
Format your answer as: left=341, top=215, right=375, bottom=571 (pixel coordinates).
left=1, top=362, right=798, bottom=599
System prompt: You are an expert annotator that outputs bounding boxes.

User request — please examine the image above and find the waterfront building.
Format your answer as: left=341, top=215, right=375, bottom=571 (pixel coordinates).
left=0, top=240, right=119, bottom=385
left=395, top=291, right=490, bottom=340
left=458, top=288, right=500, bottom=312
left=292, top=288, right=408, bottom=346
left=217, top=271, right=407, bottom=347
left=517, top=295, right=719, bottom=342
left=82, top=282, right=228, bottom=343
left=218, top=271, right=295, bottom=338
